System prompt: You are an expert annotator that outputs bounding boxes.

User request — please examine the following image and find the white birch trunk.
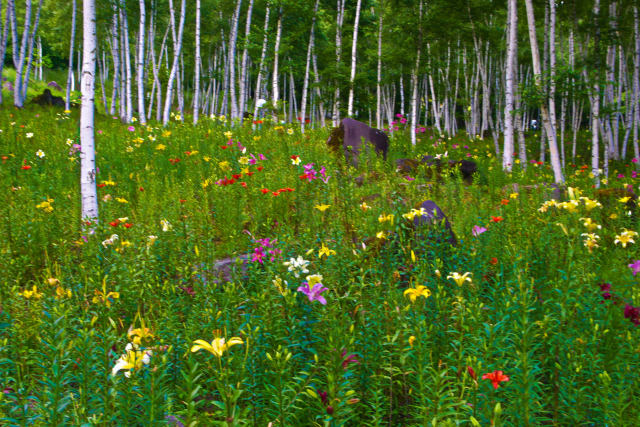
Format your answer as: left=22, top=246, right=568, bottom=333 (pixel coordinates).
left=524, top=0, right=564, bottom=184
left=11, top=0, right=30, bottom=108
left=193, top=0, right=201, bottom=124
left=238, top=0, right=254, bottom=119
left=591, top=0, right=601, bottom=187
left=376, top=11, right=382, bottom=129
left=137, top=0, right=146, bottom=124
left=109, top=6, right=120, bottom=116
left=65, top=0, right=76, bottom=111
left=347, top=0, right=362, bottom=117
left=271, top=8, right=282, bottom=122
left=0, top=1, right=10, bottom=105
left=547, top=0, right=558, bottom=164
left=252, top=5, right=270, bottom=119
left=300, top=0, right=320, bottom=133
left=228, top=0, right=242, bottom=121
left=121, top=4, right=133, bottom=122
left=333, top=0, right=345, bottom=126
left=502, top=0, right=516, bottom=171
left=162, top=0, right=185, bottom=125
left=634, top=7, right=640, bottom=166
left=80, top=0, right=99, bottom=223
left=410, top=1, right=423, bottom=146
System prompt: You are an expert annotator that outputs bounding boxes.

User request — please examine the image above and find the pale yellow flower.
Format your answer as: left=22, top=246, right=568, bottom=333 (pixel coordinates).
left=191, top=336, right=243, bottom=358
left=314, top=204, right=330, bottom=212
left=614, top=229, right=638, bottom=248
left=378, top=213, right=394, bottom=224
left=447, top=272, right=473, bottom=286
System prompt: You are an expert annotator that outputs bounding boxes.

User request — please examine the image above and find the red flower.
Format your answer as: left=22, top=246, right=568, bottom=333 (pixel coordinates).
left=184, top=151, right=191, bottom=156
left=482, top=370, right=509, bottom=389
left=21, top=165, right=31, bottom=170
left=124, top=223, right=133, bottom=228
left=179, top=199, right=187, bottom=204
left=240, top=182, right=247, bottom=188
left=272, top=191, right=280, bottom=196
left=109, top=220, right=119, bottom=227
left=467, top=366, right=477, bottom=380
left=490, top=257, right=498, bottom=265
left=500, top=199, right=509, bottom=205
left=257, top=166, right=264, bottom=171
left=245, top=171, right=254, bottom=177
left=139, top=187, right=144, bottom=191
left=221, top=145, right=227, bottom=149
left=490, top=216, right=503, bottom=223
left=232, top=174, right=241, bottom=179
left=260, top=188, right=270, bottom=194
left=97, top=183, right=106, bottom=188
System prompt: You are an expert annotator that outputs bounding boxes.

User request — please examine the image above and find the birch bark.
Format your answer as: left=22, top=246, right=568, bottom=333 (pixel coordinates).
left=228, top=0, right=242, bottom=120
left=347, top=0, right=362, bottom=117
left=300, top=0, right=320, bottom=133
left=65, top=0, right=76, bottom=110
left=193, top=0, right=201, bottom=124
left=238, top=0, right=254, bottom=119
left=80, top=0, right=99, bottom=223
left=137, top=0, right=146, bottom=124
left=502, top=0, right=516, bottom=171
left=162, top=0, right=185, bottom=125
left=524, top=0, right=564, bottom=183
left=252, top=5, right=270, bottom=119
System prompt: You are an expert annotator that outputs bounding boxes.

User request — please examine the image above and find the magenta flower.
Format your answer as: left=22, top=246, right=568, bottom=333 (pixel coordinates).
left=633, top=158, right=639, bottom=163
left=624, top=304, right=640, bottom=325
left=297, top=282, right=328, bottom=305
left=472, top=225, right=487, bottom=236
left=629, top=260, right=640, bottom=276
left=127, top=126, right=135, bottom=132
left=341, top=350, right=360, bottom=369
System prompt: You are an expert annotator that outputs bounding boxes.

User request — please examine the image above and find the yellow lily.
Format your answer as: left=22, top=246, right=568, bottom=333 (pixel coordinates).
left=19, top=285, right=43, bottom=300
left=314, top=204, right=331, bottom=212
left=318, top=243, right=336, bottom=258
left=403, top=285, right=431, bottom=303
left=191, top=336, right=244, bottom=358
left=112, top=344, right=152, bottom=377
left=92, top=280, right=119, bottom=307
left=447, top=272, right=473, bottom=286
left=128, top=327, right=154, bottom=346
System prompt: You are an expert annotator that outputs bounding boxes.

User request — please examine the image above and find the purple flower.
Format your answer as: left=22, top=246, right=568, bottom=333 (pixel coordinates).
left=297, top=282, right=328, bottom=305
left=629, top=260, right=640, bottom=276
left=624, top=304, right=640, bottom=325
left=472, top=225, right=487, bottom=236
left=252, top=247, right=266, bottom=264
left=165, top=415, right=185, bottom=427
left=618, top=174, right=625, bottom=179
left=127, top=126, right=135, bottom=132
left=404, top=176, right=415, bottom=181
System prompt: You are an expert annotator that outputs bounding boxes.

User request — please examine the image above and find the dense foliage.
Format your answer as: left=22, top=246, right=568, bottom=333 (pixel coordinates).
left=1, top=103, right=640, bottom=425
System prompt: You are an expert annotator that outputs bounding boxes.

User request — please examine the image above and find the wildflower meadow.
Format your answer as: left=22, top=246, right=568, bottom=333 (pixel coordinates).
left=0, top=106, right=639, bottom=426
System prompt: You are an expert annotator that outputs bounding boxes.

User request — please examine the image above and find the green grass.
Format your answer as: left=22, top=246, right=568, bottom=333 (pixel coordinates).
left=0, top=107, right=639, bottom=425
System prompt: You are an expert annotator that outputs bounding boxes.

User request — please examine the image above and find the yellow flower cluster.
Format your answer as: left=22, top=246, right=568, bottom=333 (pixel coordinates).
left=36, top=198, right=54, bottom=213
left=615, top=229, right=638, bottom=248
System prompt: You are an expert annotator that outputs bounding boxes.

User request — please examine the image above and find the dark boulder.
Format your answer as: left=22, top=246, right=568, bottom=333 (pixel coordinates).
left=31, top=89, right=65, bottom=108
left=412, top=200, right=457, bottom=246
left=327, top=118, right=389, bottom=167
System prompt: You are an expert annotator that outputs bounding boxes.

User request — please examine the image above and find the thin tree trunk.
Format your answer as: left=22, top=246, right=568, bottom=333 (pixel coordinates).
left=300, top=0, right=320, bottom=133
left=66, top=0, right=76, bottom=110
left=228, top=0, right=242, bottom=121
left=80, top=0, right=99, bottom=223
left=137, top=0, right=146, bottom=124
left=162, top=0, right=185, bottom=125
left=271, top=7, right=282, bottom=122
left=524, top=0, right=564, bottom=183
left=120, top=3, right=133, bottom=122
left=347, top=0, right=362, bottom=117
left=0, top=0, right=9, bottom=105
left=333, top=0, right=345, bottom=126
left=11, top=0, right=31, bottom=107
left=410, top=1, right=424, bottom=146
left=193, top=0, right=201, bottom=124
left=238, top=0, right=254, bottom=120
left=503, top=0, right=517, bottom=171
left=252, top=5, right=270, bottom=119
left=376, top=10, right=383, bottom=129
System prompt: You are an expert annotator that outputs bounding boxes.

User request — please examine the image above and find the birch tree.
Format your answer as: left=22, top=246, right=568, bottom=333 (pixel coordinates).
left=252, top=5, right=270, bottom=119
left=65, top=0, right=76, bottom=111
left=300, top=0, right=320, bottom=133
left=162, top=0, right=185, bottom=126
left=238, top=0, right=254, bottom=120
left=409, top=0, right=423, bottom=146
left=193, top=0, right=201, bottom=124
left=524, top=0, right=564, bottom=184
left=346, top=0, right=362, bottom=117
left=271, top=7, right=283, bottom=122
left=80, top=0, right=99, bottom=223
left=0, top=0, right=9, bottom=105
left=502, top=0, right=516, bottom=171
left=228, top=0, right=243, bottom=121
left=137, top=0, right=146, bottom=124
